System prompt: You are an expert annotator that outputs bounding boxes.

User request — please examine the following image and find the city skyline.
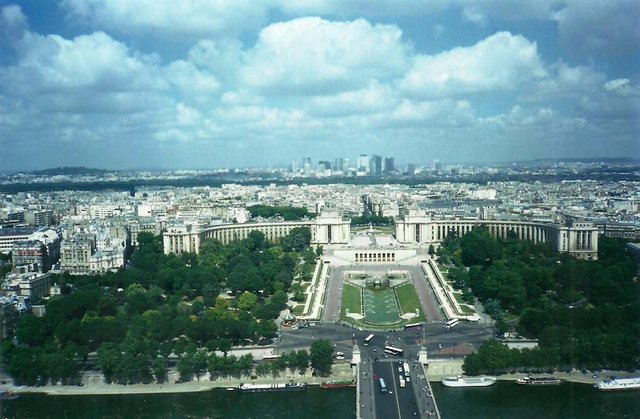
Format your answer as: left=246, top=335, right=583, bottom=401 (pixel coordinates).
left=0, top=1, right=638, bottom=171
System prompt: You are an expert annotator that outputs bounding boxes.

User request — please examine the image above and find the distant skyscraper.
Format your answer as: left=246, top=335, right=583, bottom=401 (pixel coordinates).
left=291, top=159, right=298, bottom=173
left=406, top=164, right=416, bottom=176
left=434, top=159, right=443, bottom=173
left=370, top=154, right=382, bottom=176
left=357, top=154, right=369, bottom=173
left=334, top=157, right=345, bottom=172
left=318, top=160, right=332, bottom=170
left=384, top=157, right=394, bottom=174
left=303, top=157, right=312, bottom=176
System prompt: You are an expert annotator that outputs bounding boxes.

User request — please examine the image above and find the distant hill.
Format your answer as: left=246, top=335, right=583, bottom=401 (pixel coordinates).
left=524, top=157, right=637, bottom=164
left=29, top=167, right=112, bottom=176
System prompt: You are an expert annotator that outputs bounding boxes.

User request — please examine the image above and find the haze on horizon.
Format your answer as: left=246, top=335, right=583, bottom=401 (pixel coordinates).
left=0, top=1, right=638, bottom=172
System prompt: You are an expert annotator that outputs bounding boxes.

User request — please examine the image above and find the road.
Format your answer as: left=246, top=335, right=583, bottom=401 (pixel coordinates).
left=278, top=323, right=494, bottom=418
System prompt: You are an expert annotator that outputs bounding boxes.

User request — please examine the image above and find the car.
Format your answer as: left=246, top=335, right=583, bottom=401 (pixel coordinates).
left=406, top=376, right=410, bottom=382
left=373, top=374, right=378, bottom=380
left=389, top=390, right=393, bottom=394
left=398, top=366, right=402, bottom=372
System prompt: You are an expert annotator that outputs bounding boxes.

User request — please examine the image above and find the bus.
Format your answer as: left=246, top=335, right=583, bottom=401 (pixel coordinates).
left=261, top=354, right=280, bottom=362
left=364, top=334, right=375, bottom=346
left=384, top=345, right=404, bottom=356
left=404, top=322, right=422, bottom=330
left=403, top=362, right=410, bottom=377
left=444, top=319, right=459, bottom=329
left=379, top=378, right=387, bottom=393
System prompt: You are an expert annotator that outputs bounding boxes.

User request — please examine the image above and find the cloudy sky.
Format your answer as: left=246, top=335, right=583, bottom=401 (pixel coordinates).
left=0, top=1, right=638, bottom=171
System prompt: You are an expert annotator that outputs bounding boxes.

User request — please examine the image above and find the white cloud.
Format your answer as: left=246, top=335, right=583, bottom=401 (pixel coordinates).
left=275, top=0, right=450, bottom=17
left=7, top=31, right=163, bottom=95
left=240, top=17, right=411, bottom=95
left=165, top=60, right=220, bottom=105
left=187, top=39, right=244, bottom=84
left=307, top=81, right=397, bottom=117
left=399, top=32, right=546, bottom=97
left=62, top=0, right=267, bottom=38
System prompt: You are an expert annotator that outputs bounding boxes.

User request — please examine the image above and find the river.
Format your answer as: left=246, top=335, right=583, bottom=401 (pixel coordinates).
left=2, top=382, right=639, bottom=418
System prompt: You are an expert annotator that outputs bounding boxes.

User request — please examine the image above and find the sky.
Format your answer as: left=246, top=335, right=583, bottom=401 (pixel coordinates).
left=0, top=1, right=638, bottom=171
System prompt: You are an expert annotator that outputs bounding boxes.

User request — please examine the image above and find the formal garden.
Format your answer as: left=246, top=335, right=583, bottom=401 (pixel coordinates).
left=339, top=270, right=425, bottom=330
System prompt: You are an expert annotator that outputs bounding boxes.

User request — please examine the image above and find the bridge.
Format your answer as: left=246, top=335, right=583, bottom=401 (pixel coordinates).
left=354, top=344, right=441, bottom=419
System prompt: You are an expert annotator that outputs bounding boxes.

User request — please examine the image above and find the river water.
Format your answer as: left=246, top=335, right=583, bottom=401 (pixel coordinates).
left=2, top=382, right=639, bottom=418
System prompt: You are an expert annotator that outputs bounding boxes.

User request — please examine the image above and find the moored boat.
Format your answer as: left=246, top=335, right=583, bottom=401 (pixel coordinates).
left=595, top=377, right=640, bottom=392
left=237, top=381, right=308, bottom=393
left=441, top=376, right=497, bottom=387
left=320, top=380, right=356, bottom=389
left=516, top=376, right=564, bottom=385
left=0, top=390, right=19, bottom=400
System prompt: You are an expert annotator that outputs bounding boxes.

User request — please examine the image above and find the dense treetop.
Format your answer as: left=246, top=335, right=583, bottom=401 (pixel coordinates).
left=1, top=227, right=317, bottom=386
left=247, top=205, right=313, bottom=221
left=437, top=229, right=640, bottom=373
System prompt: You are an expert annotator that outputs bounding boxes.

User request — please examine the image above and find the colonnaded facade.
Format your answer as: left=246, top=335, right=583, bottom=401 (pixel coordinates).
left=163, top=209, right=351, bottom=255
left=395, top=209, right=598, bottom=260
left=163, top=209, right=598, bottom=260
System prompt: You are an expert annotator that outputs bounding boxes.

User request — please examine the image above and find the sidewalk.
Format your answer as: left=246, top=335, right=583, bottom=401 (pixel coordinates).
left=5, top=363, right=355, bottom=396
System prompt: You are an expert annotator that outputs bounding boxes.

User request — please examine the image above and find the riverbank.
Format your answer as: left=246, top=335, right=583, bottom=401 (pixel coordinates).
left=496, top=369, right=639, bottom=384
left=423, top=359, right=638, bottom=385
left=3, top=363, right=355, bottom=396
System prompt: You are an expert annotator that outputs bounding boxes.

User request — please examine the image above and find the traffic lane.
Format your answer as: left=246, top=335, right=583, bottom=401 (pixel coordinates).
left=322, top=264, right=344, bottom=322
left=359, top=361, right=376, bottom=419
left=372, top=359, right=400, bottom=419
left=411, top=363, right=437, bottom=417
left=406, top=265, right=444, bottom=322
left=371, top=358, right=420, bottom=419
left=394, top=360, right=421, bottom=418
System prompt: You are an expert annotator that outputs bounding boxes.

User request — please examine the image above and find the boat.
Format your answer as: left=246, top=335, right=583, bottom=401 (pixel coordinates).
left=516, top=376, right=564, bottom=385
left=320, top=380, right=356, bottom=389
left=441, top=376, right=497, bottom=387
left=0, top=390, right=19, bottom=400
left=595, top=377, right=640, bottom=392
left=237, top=381, right=308, bottom=393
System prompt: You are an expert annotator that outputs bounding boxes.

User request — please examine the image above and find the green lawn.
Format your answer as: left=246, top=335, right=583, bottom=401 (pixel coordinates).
left=362, top=288, right=401, bottom=324
left=395, top=283, right=425, bottom=321
left=453, top=292, right=466, bottom=304
left=341, top=283, right=362, bottom=317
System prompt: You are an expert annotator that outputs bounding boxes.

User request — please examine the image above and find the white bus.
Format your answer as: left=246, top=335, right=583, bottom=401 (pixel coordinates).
left=364, top=334, right=375, bottom=346
left=403, top=362, right=410, bottom=377
left=444, top=319, right=459, bottom=329
left=384, top=345, right=404, bottom=356
left=379, top=378, right=387, bottom=393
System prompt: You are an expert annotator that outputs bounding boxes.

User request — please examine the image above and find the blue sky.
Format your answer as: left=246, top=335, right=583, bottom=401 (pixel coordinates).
left=0, top=1, right=638, bottom=171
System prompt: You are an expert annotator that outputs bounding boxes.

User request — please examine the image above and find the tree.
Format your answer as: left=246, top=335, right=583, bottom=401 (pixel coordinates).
left=238, top=291, right=258, bottom=312
left=310, top=339, right=333, bottom=376
left=152, top=356, right=168, bottom=383
left=97, top=342, right=121, bottom=384
left=15, top=315, right=49, bottom=347
left=461, top=228, right=498, bottom=266
left=247, top=230, right=266, bottom=251
left=428, top=244, right=435, bottom=256
left=294, top=349, right=310, bottom=375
